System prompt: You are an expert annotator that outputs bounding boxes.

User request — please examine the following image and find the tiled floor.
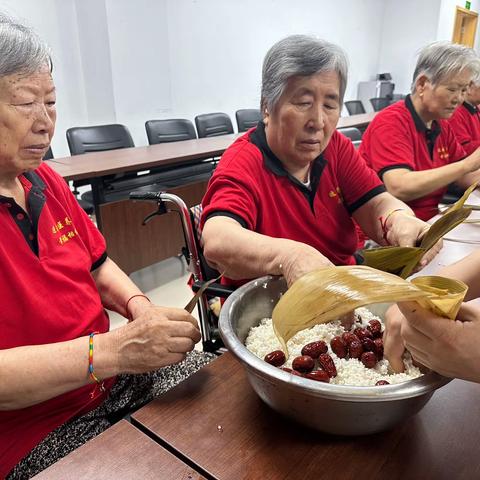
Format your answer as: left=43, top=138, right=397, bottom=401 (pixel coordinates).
left=107, top=256, right=197, bottom=331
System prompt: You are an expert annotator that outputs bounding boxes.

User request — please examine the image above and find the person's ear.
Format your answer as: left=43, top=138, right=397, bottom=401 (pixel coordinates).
left=416, top=75, right=429, bottom=97
left=263, top=107, right=269, bottom=126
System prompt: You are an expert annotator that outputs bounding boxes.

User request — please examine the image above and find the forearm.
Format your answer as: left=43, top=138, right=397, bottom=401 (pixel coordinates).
left=455, top=168, right=480, bottom=190
left=202, top=217, right=316, bottom=280
left=0, top=331, right=119, bottom=410
left=384, top=161, right=468, bottom=202
left=92, top=257, right=149, bottom=319
left=354, top=192, right=414, bottom=245
left=437, top=250, right=480, bottom=301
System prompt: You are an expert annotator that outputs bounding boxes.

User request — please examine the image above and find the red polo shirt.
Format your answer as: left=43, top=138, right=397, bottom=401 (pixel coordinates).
left=359, top=95, right=466, bottom=221
left=201, top=122, right=385, bottom=286
left=448, top=101, right=480, bottom=156
left=0, top=162, right=114, bottom=477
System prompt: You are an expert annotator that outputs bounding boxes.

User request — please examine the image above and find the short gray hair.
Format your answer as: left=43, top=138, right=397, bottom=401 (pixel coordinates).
left=261, top=35, right=348, bottom=113
left=0, top=14, right=51, bottom=77
left=411, top=41, right=480, bottom=93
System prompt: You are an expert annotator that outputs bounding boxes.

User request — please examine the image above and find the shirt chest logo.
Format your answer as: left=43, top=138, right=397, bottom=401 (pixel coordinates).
left=328, top=186, right=343, bottom=204
left=52, top=216, right=78, bottom=245
left=437, top=146, right=449, bottom=160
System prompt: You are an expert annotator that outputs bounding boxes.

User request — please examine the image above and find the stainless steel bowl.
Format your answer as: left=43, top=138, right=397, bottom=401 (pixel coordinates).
left=219, top=275, right=451, bottom=435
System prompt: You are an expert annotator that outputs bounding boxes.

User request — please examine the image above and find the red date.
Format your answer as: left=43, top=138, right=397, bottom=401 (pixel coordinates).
left=361, top=351, right=377, bottom=369
left=305, top=369, right=330, bottom=383
left=375, top=380, right=390, bottom=386
left=301, top=340, right=328, bottom=358
left=264, top=350, right=286, bottom=367
left=348, top=340, right=363, bottom=359
left=318, top=353, right=337, bottom=378
left=292, top=355, right=315, bottom=373
left=330, top=336, right=347, bottom=358
left=362, top=337, right=375, bottom=353
left=342, top=332, right=359, bottom=345
left=367, top=319, right=382, bottom=338
left=281, top=367, right=292, bottom=373
left=354, top=327, right=373, bottom=341
left=373, top=338, right=384, bottom=360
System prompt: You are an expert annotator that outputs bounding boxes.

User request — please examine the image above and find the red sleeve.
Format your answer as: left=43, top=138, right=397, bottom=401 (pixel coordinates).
left=201, top=143, right=261, bottom=230
left=328, top=132, right=385, bottom=210
left=448, top=108, right=480, bottom=156
left=362, top=119, right=416, bottom=177
left=443, top=121, right=467, bottom=162
left=38, top=163, right=107, bottom=266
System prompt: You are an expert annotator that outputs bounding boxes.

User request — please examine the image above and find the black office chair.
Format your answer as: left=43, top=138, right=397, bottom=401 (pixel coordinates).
left=66, top=124, right=136, bottom=205
left=235, top=109, right=262, bottom=133
left=337, top=127, right=362, bottom=142
left=195, top=113, right=234, bottom=138
left=145, top=119, right=197, bottom=145
left=43, top=146, right=54, bottom=160
left=344, top=100, right=366, bottom=116
left=370, top=97, right=391, bottom=112
left=441, top=184, right=465, bottom=204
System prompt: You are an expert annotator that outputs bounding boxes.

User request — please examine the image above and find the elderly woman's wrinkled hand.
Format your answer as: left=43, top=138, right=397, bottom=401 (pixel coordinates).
left=398, top=301, right=480, bottom=382
left=114, top=306, right=201, bottom=374
left=386, top=214, right=442, bottom=270
left=281, top=244, right=334, bottom=288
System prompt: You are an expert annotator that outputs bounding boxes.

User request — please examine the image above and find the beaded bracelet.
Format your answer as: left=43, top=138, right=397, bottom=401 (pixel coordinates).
left=125, top=294, right=150, bottom=321
left=88, top=331, right=105, bottom=398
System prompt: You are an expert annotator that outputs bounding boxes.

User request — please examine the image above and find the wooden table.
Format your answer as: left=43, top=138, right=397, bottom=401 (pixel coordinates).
left=46, top=134, right=241, bottom=182
left=132, top=352, right=480, bottom=480
left=337, top=111, right=376, bottom=130
left=33, top=420, right=206, bottom=479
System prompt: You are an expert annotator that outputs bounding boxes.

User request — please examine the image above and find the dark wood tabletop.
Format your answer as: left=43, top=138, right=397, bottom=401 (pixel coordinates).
left=337, top=111, right=376, bottom=130
left=45, top=133, right=241, bottom=182
left=33, top=419, right=206, bottom=479
left=132, top=352, right=480, bottom=480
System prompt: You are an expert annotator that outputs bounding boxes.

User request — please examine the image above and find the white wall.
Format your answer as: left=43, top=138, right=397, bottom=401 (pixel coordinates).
left=377, top=0, right=442, bottom=95
left=102, top=0, right=386, bottom=145
left=164, top=0, right=386, bottom=123
left=0, top=0, right=477, bottom=156
left=0, top=0, right=88, bottom=157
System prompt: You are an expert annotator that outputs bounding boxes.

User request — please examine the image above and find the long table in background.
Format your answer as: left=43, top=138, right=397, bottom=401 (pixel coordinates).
left=46, top=112, right=377, bottom=274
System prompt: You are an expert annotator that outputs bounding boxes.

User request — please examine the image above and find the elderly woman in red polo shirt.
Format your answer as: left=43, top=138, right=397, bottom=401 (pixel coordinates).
left=359, top=42, right=480, bottom=222
left=201, top=35, right=440, bottom=289
left=0, top=16, right=214, bottom=479
left=448, top=78, right=480, bottom=155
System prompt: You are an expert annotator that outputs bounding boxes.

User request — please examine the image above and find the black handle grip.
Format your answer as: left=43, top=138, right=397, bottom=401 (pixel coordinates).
left=191, top=281, right=235, bottom=298
left=129, top=191, right=165, bottom=201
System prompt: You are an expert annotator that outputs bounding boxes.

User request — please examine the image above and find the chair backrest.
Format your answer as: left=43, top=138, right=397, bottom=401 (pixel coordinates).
left=235, top=109, right=262, bottom=133
left=43, top=146, right=54, bottom=160
left=145, top=119, right=197, bottom=145
left=195, top=112, right=234, bottom=138
left=344, top=100, right=366, bottom=116
left=337, top=127, right=362, bottom=142
left=66, top=124, right=134, bottom=155
left=370, top=97, right=391, bottom=112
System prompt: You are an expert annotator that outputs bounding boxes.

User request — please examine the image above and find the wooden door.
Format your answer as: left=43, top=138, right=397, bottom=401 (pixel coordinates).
left=452, top=6, right=478, bottom=47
